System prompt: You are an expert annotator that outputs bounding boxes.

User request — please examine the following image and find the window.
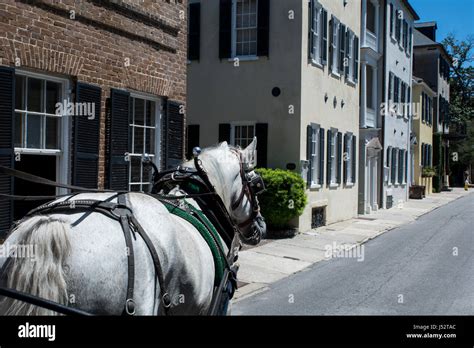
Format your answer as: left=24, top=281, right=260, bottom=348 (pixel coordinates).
left=327, top=129, right=338, bottom=185
left=14, top=75, right=63, bottom=151
left=344, top=133, right=354, bottom=184
left=232, top=123, right=255, bottom=148
left=407, top=26, right=412, bottom=54
left=367, top=1, right=376, bottom=33
left=129, top=96, right=160, bottom=192
left=308, top=124, right=320, bottom=186
left=402, top=20, right=408, bottom=49
left=395, top=10, right=401, bottom=42
left=330, top=16, right=341, bottom=74
left=346, top=30, right=354, bottom=81
left=389, top=3, right=394, bottom=38
left=391, top=147, right=397, bottom=184
left=398, top=149, right=405, bottom=184
left=309, top=2, right=328, bottom=66
left=366, top=65, right=374, bottom=109
left=232, top=0, right=258, bottom=57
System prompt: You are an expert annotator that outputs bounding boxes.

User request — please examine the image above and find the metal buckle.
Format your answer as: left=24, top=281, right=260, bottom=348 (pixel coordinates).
left=162, top=293, right=172, bottom=308
left=125, top=298, right=136, bottom=315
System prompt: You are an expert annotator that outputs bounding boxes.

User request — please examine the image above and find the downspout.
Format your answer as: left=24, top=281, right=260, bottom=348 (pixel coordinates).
left=380, top=0, right=387, bottom=208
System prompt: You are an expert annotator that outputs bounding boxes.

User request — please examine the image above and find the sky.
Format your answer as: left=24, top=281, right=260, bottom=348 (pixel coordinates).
left=409, top=0, right=474, bottom=42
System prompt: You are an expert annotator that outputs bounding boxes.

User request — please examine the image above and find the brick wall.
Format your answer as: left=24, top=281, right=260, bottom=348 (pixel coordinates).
left=0, top=0, right=187, bottom=188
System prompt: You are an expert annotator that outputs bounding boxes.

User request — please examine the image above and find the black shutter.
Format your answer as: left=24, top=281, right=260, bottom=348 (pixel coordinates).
left=255, top=123, right=268, bottom=168
left=219, top=0, right=232, bottom=59
left=257, top=0, right=270, bottom=57
left=308, top=0, right=313, bottom=60
left=163, top=101, right=184, bottom=169
left=218, top=123, right=231, bottom=143
left=343, top=134, right=349, bottom=183
left=339, top=24, right=346, bottom=74
left=337, top=132, right=342, bottom=184
left=307, top=125, right=313, bottom=186
left=352, top=135, right=357, bottom=183
left=0, top=66, right=14, bottom=236
left=326, top=129, right=332, bottom=185
left=389, top=4, right=394, bottom=37
left=186, top=124, right=200, bottom=159
left=321, top=9, right=328, bottom=65
left=188, top=2, right=201, bottom=61
left=328, top=17, right=333, bottom=72
left=107, top=89, right=130, bottom=190
left=72, top=82, right=101, bottom=189
left=354, top=35, right=359, bottom=82
left=319, top=127, right=325, bottom=185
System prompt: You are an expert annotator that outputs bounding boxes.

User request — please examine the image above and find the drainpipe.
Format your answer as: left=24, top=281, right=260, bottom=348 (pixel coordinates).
left=380, top=0, right=387, bottom=209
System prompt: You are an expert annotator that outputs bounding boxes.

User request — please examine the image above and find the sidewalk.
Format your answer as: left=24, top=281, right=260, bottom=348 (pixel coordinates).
left=234, top=188, right=473, bottom=302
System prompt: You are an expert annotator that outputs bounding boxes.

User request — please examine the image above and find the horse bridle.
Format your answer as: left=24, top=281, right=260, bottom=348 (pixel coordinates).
left=228, top=149, right=265, bottom=229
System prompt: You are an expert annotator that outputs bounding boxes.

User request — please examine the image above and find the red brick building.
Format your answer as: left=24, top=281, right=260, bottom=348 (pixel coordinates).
left=0, top=0, right=188, bottom=238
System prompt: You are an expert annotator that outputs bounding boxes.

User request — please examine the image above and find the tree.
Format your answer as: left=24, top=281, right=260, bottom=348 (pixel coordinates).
left=442, top=34, right=474, bottom=185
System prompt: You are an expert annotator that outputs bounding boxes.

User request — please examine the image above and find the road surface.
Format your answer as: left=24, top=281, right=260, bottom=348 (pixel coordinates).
left=234, top=193, right=474, bottom=315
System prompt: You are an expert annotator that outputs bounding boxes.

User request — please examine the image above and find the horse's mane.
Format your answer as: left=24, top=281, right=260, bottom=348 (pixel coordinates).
left=183, top=143, right=241, bottom=209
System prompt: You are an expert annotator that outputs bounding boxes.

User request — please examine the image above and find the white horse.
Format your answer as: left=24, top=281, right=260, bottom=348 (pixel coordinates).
left=0, top=139, right=266, bottom=315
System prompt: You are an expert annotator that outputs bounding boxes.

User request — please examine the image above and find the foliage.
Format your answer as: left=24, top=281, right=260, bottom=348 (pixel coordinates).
left=442, top=34, right=474, bottom=170
left=422, top=167, right=436, bottom=177
left=255, top=168, right=307, bottom=229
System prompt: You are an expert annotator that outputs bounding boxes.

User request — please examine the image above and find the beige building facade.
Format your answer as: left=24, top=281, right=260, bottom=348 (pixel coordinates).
left=412, top=77, right=436, bottom=195
left=187, top=0, right=360, bottom=231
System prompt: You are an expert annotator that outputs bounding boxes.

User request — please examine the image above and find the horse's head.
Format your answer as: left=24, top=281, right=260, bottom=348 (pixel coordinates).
left=197, top=138, right=266, bottom=245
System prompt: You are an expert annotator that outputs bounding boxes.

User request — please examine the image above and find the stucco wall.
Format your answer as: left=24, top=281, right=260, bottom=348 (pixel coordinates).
left=187, top=0, right=302, bottom=169
left=412, top=82, right=434, bottom=194
left=298, top=0, right=361, bottom=230
left=382, top=0, right=415, bottom=208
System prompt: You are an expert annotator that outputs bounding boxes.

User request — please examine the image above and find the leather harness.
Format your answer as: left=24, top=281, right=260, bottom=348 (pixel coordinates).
left=0, top=151, right=264, bottom=316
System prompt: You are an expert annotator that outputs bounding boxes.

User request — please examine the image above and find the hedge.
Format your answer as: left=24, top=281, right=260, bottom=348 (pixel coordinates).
left=255, top=168, right=307, bottom=229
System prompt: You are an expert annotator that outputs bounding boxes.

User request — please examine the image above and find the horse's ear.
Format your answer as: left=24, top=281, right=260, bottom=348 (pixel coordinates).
left=242, top=137, right=257, bottom=170
left=220, top=141, right=228, bottom=148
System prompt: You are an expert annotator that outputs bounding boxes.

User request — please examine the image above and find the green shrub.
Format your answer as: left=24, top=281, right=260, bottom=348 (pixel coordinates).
left=422, top=166, right=436, bottom=177
left=255, top=168, right=307, bottom=229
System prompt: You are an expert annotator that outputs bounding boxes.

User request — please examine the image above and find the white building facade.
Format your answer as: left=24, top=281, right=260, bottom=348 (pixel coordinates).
left=381, top=0, right=419, bottom=209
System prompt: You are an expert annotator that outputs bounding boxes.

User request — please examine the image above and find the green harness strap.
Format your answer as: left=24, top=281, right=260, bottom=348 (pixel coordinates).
left=162, top=201, right=226, bottom=285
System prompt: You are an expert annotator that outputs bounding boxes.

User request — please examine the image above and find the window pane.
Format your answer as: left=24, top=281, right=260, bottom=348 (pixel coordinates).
left=367, top=1, right=376, bottom=33
left=15, top=75, right=24, bottom=110
left=134, top=126, right=144, bottom=154
left=131, top=157, right=141, bottom=183
left=14, top=113, right=24, bottom=147
left=134, top=98, right=145, bottom=125
left=45, top=117, right=59, bottom=149
left=46, top=81, right=61, bottom=115
left=130, top=184, right=141, bottom=192
left=146, top=128, right=155, bottom=154
left=26, top=114, right=42, bottom=148
left=145, top=100, right=155, bottom=127
left=143, top=165, right=153, bottom=184
left=141, top=184, right=150, bottom=193
left=27, top=78, right=44, bottom=112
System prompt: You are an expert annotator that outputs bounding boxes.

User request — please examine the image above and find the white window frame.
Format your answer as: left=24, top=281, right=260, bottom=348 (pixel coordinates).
left=310, top=1, right=323, bottom=66
left=346, top=133, right=354, bottom=185
left=331, top=17, right=341, bottom=76
left=128, top=92, right=162, bottom=192
left=330, top=129, right=338, bottom=186
left=231, top=0, right=259, bottom=59
left=347, top=30, right=355, bottom=83
left=309, top=124, right=321, bottom=188
left=230, top=121, right=256, bottom=149
left=14, top=70, right=71, bottom=195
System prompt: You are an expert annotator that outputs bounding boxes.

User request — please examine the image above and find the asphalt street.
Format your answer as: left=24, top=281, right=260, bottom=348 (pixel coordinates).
left=233, top=193, right=474, bottom=315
